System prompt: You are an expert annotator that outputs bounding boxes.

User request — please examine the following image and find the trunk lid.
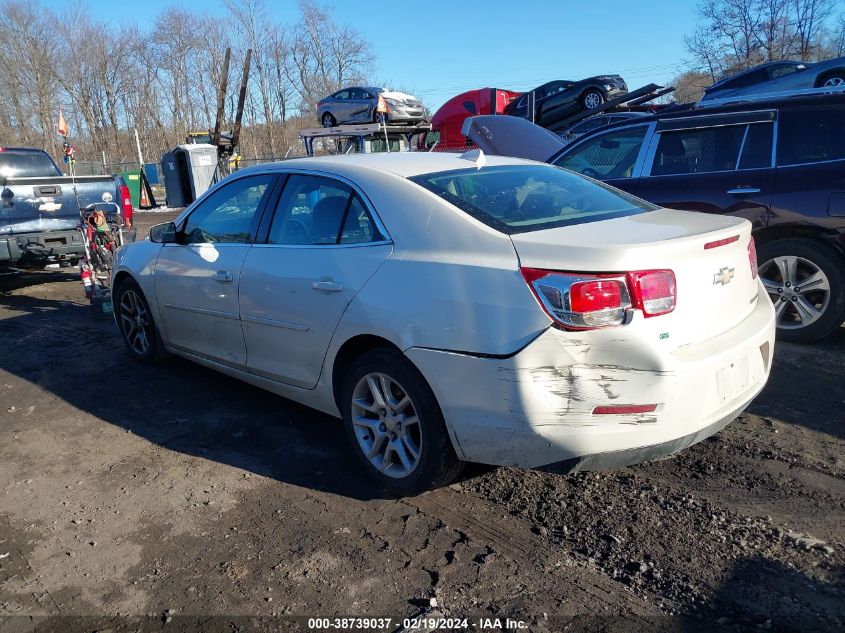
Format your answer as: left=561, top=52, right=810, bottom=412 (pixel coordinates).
left=462, top=115, right=566, bottom=162
left=511, top=208, right=759, bottom=347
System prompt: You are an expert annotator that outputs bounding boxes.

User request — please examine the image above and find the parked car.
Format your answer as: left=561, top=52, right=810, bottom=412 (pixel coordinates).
left=0, top=147, right=132, bottom=269
left=112, top=152, right=774, bottom=494
left=316, top=87, right=425, bottom=127
left=464, top=89, right=845, bottom=342
left=702, top=57, right=845, bottom=101
left=426, top=88, right=522, bottom=150
left=560, top=111, right=649, bottom=144
left=505, top=75, right=628, bottom=128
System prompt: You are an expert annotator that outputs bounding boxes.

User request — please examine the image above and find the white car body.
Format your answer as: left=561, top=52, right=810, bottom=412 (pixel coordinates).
left=113, top=153, right=775, bottom=474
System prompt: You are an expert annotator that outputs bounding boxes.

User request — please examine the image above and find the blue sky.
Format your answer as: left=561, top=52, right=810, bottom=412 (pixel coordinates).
left=42, top=0, right=700, bottom=110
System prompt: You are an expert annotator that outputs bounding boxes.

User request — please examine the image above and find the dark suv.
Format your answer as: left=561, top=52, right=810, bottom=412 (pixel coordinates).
left=465, top=91, right=845, bottom=342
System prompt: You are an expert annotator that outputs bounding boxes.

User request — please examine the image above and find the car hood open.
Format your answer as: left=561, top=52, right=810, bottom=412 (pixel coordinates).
left=461, top=115, right=566, bottom=163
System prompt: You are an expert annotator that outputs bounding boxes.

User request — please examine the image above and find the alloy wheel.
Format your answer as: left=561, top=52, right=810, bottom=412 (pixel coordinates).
left=351, top=372, right=422, bottom=479
left=759, top=255, right=831, bottom=330
left=822, top=76, right=845, bottom=87
left=119, top=289, right=152, bottom=355
left=583, top=92, right=602, bottom=109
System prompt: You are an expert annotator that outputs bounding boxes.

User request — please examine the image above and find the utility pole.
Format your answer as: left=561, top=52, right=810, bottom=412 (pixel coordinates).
left=134, top=127, right=144, bottom=166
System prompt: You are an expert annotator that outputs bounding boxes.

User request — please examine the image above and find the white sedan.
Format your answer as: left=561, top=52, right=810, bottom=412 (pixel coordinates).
left=112, top=152, right=775, bottom=495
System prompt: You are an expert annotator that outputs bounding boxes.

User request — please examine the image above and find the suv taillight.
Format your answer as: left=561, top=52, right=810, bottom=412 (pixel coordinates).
left=748, top=237, right=758, bottom=279
left=521, top=268, right=676, bottom=330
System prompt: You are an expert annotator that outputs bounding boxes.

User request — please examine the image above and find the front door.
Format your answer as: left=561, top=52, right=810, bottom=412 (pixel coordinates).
left=553, top=124, right=651, bottom=195
left=154, top=173, right=277, bottom=367
left=239, top=174, right=392, bottom=388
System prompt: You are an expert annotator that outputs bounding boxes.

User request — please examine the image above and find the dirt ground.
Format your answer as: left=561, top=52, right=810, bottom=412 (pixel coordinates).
left=1, top=211, right=843, bottom=633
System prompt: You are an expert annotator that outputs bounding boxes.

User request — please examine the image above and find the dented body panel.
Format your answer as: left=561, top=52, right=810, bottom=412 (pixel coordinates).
left=408, top=282, right=774, bottom=468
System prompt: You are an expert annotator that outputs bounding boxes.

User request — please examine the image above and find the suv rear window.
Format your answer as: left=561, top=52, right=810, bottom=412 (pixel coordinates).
left=777, top=107, right=845, bottom=166
left=409, top=165, right=653, bottom=234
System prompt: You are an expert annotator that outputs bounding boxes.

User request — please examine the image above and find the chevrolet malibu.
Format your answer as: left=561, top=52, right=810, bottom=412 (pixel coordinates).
left=112, top=152, right=775, bottom=495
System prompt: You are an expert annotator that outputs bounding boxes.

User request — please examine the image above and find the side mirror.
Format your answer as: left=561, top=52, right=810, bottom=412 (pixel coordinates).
left=149, top=222, right=177, bottom=244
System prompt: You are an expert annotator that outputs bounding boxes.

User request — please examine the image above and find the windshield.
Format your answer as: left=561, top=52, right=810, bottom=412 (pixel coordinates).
left=0, top=150, right=60, bottom=178
left=409, top=164, right=654, bottom=234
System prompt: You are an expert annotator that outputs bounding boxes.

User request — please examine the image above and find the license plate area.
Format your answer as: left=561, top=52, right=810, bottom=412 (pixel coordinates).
left=716, top=355, right=750, bottom=404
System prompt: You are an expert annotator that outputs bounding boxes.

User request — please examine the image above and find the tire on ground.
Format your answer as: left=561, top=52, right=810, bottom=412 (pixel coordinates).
left=341, top=348, right=464, bottom=496
left=757, top=238, right=845, bottom=343
left=113, top=276, right=169, bottom=363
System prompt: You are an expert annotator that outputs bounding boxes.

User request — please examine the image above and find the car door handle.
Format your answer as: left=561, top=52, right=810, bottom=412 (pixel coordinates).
left=727, top=187, right=761, bottom=195
left=212, top=270, right=233, bottom=283
left=312, top=280, right=343, bottom=292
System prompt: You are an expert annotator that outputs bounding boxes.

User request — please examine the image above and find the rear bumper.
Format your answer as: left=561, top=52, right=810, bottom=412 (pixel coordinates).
left=0, top=230, right=85, bottom=264
left=407, top=282, right=776, bottom=469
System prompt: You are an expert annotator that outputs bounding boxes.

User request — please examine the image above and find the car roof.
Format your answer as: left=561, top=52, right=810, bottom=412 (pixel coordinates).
left=708, top=61, right=806, bottom=89
left=581, top=91, right=845, bottom=133
left=238, top=152, right=539, bottom=179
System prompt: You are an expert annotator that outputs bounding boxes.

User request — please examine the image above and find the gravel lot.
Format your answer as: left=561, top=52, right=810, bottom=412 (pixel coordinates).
left=1, top=211, right=843, bottom=632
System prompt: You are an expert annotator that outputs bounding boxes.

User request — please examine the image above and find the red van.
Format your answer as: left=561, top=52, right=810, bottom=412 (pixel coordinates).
left=425, top=88, right=522, bottom=151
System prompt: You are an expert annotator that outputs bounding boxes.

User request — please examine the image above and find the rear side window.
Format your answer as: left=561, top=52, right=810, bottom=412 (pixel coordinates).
left=553, top=126, right=648, bottom=179
left=651, top=125, right=745, bottom=176
left=268, top=175, right=382, bottom=245
left=0, top=151, right=60, bottom=178
left=409, top=165, right=654, bottom=235
left=777, top=107, right=845, bottom=166
left=738, top=123, right=773, bottom=169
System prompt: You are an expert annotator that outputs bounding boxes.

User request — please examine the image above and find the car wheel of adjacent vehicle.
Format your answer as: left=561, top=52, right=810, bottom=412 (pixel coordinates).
left=114, top=278, right=167, bottom=363
left=341, top=348, right=463, bottom=496
left=581, top=90, right=604, bottom=110
left=757, top=238, right=845, bottom=343
left=820, top=74, right=845, bottom=87
left=322, top=113, right=336, bottom=128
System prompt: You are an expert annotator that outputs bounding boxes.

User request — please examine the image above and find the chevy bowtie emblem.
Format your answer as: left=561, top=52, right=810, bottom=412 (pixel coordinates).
left=713, top=266, right=735, bottom=286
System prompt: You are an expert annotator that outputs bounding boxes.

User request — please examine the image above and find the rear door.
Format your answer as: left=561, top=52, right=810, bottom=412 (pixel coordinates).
left=239, top=173, right=392, bottom=388
left=771, top=104, right=845, bottom=230
left=552, top=123, right=653, bottom=195
left=635, top=113, right=776, bottom=229
left=153, top=173, right=277, bottom=367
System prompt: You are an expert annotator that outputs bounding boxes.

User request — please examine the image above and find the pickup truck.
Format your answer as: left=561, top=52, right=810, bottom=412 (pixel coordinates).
left=0, top=147, right=132, bottom=268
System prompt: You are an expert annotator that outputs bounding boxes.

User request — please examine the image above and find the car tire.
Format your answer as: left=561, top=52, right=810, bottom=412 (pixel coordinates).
left=757, top=238, right=845, bottom=343
left=341, top=348, right=464, bottom=496
left=113, top=277, right=168, bottom=363
left=581, top=89, right=604, bottom=110
left=819, top=73, right=845, bottom=87
left=322, top=113, right=337, bottom=128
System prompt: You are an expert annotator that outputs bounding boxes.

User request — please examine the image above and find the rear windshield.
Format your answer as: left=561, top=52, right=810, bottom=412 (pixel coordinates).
left=409, top=164, right=653, bottom=234
left=0, top=150, right=60, bottom=178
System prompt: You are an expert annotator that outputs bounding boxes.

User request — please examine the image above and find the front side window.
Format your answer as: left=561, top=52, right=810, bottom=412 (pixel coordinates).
left=650, top=125, right=745, bottom=176
left=268, top=175, right=382, bottom=245
left=181, top=175, right=274, bottom=244
left=777, top=107, right=845, bottom=166
left=768, top=63, right=803, bottom=80
left=410, top=164, right=654, bottom=235
left=554, top=126, right=648, bottom=179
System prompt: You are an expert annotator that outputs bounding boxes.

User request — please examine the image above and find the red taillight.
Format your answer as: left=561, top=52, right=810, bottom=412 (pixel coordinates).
left=593, top=404, right=657, bottom=415
left=703, top=235, right=740, bottom=249
left=521, top=267, right=676, bottom=330
left=569, top=279, right=623, bottom=313
left=521, top=268, right=630, bottom=330
left=748, top=237, right=758, bottom=279
left=119, top=183, right=133, bottom=224
left=627, top=270, right=676, bottom=317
